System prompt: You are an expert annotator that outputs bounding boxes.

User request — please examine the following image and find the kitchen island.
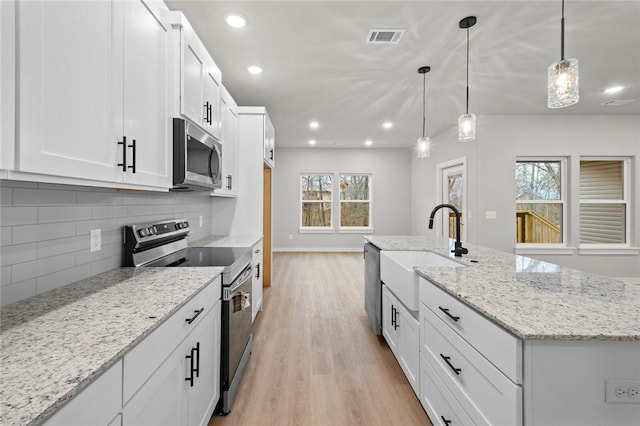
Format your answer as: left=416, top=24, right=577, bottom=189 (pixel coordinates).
left=0, top=266, right=223, bottom=426
left=366, top=235, right=640, bottom=425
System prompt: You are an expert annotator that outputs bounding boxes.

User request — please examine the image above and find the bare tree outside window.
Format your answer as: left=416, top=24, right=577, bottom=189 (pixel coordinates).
left=340, top=175, right=371, bottom=228
left=301, top=175, right=332, bottom=227
left=515, top=161, right=564, bottom=244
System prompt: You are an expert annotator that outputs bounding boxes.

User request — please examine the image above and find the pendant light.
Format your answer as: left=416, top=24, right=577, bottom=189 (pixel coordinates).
left=417, top=66, right=431, bottom=159
left=458, top=16, right=477, bottom=142
left=547, top=0, right=579, bottom=108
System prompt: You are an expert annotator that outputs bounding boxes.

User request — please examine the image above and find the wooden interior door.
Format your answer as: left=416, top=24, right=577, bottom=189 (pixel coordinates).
left=263, top=164, right=272, bottom=286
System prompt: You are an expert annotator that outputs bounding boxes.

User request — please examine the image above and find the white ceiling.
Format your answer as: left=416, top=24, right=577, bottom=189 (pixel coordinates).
left=164, top=1, right=640, bottom=149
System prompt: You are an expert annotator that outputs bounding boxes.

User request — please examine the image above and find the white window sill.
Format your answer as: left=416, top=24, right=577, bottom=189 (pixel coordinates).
left=578, top=246, right=640, bottom=256
left=338, top=227, right=374, bottom=234
left=299, top=228, right=335, bottom=234
left=515, top=246, right=576, bottom=255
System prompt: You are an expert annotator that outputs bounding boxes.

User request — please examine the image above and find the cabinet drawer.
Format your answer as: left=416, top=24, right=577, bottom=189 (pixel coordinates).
left=420, top=278, right=522, bottom=383
left=123, top=276, right=221, bottom=403
left=420, top=353, right=476, bottom=426
left=422, top=307, right=522, bottom=426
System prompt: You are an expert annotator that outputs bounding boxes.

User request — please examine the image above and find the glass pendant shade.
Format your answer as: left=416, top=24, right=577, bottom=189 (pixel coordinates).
left=547, top=58, right=579, bottom=108
left=417, top=136, right=431, bottom=158
left=458, top=113, right=476, bottom=142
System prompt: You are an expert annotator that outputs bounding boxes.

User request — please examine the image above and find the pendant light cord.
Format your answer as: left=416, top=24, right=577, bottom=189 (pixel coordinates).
left=560, top=0, right=565, bottom=60
left=422, top=71, right=426, bottom=138
left=465, top=27, right=470, bottom=114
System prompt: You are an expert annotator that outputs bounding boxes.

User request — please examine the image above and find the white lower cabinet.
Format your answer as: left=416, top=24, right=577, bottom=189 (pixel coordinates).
left=382, top=284, right=419, bottom=396
left=252, top=239, right=263, bottom=322
left=123, top=277, right=222, bottom=426
left=44, top=360, right=122, bottom=426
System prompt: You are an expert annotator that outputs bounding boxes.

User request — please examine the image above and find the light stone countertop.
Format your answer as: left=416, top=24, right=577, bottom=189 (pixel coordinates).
left=0, top=266, right=223, bottom=426
left=190, top=234, right=263, bottom=248
left=365, top=235, right=640, bottom=341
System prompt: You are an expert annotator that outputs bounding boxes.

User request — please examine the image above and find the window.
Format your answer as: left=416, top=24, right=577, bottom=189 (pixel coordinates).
left=515, top=160, right=565, bottom=244
left=339, top=174, right=371, bottom=228
left=579, top=159, right=629, bottom=245
left=301, top=174, right=332, bottom=229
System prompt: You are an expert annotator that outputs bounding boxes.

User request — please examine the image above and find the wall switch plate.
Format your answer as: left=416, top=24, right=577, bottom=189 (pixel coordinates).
left=90, top=229, right=101, bottom=252
left=605, top=379, right=640, bottom=403
left=199, top=215, right=203, bottom=227
left=485, top=210, right=497, bottom=219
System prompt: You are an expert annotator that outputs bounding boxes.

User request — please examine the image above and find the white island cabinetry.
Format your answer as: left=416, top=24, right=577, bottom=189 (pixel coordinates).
left=14, top=0, right=171, bottom=190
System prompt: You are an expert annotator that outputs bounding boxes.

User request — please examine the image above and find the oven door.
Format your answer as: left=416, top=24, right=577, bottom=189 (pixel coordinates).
left=223, top=265, right=253, bottom=383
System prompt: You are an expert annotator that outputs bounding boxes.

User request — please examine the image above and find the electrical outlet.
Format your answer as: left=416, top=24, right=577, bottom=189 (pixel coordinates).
left=288, top=234, right=293, bottom=240
left=90, top=229, right=101, bottom=252
left=199, top=215, right=203, bottom=227
left=605, top=379, right=640, bottom=403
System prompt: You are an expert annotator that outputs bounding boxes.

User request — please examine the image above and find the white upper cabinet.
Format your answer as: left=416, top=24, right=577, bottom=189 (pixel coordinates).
left=214, top=86, right=239, bottom=197
left=171, top=12, right=222, bottom=141
left=263, top=112, right=275, bottom=168
left=15, top=0, right=171, bottom=189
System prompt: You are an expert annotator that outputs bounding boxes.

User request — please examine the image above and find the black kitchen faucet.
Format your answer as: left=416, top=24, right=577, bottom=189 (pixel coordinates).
left=428, top=204, right=468, bottom=257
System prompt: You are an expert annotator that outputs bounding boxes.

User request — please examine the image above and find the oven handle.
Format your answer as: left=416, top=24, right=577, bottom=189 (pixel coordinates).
left=224, top=265, right=252, bottom=299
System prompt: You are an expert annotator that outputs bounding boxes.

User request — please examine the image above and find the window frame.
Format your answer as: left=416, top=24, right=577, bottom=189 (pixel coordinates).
left=299, top=173, right=334, bottom=233
left=338, top=173, right=373, bottom=233
left=578, top=157, right=631, bottom=250
left=515, top=157, right=568, bottom=250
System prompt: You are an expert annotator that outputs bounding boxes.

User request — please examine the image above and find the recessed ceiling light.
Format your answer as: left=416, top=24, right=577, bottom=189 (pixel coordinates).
left=224, top=13, right=247, bottom=28
left=247, top=66, right=262, bottom=75
left=365, top=140, right=373, bottom=146
left=309, top=121, right=319, bottom=129
left=383, top=121, right=393, bottom=130
left=308, top=139, right=316, bottom=146
left=604, top=85, right=624, bottom=94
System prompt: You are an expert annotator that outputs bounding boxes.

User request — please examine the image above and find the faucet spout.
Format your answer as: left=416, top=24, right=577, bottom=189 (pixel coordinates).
left=428, top=204, right=468, bottom=257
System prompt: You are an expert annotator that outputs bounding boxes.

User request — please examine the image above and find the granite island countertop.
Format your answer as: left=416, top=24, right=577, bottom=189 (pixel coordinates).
left=190, top=234, right=262, bottom=248
left=0, top=266, right=223, bottom=426
left=365, top=235, right=640, bottom=341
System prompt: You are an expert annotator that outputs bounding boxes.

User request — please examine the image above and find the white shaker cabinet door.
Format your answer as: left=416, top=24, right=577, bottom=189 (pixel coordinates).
left=202, top=69, right=221, bottom=140
left=17, top=0, right=121, bottom=182
left=121, top=0, right=171, bottom=187
left=122, top=343, right=189, bottom=426
left=186, top=301, right=221, bottom=426
left=181, top=30, right=206, bottom=127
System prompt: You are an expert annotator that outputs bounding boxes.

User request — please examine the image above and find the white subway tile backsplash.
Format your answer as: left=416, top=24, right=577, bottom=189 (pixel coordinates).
left=36, top=265, right=91, bottom=294
left=0, top=181, right=212, bottom=304
left=1, top=227, right=12, bottom=246
left=38, top=206, right=92, bottom=224
left=37, top=235, right=86, bottom=259
left=0, top=207, right=38, bottom=226
left=12, top=252, right=76, bottom=283
left=1, top=243, right=37, bottom=267
left=1, top=279, right=36, bottom=305
left=12, top=222, right=76, bottom=245
left=13, top=187, right=76, bottom=205
left=1, top=187, right=12, bottom=205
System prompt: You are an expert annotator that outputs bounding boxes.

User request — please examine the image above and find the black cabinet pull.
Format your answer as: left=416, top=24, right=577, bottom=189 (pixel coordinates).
left=440, top=416, right=452, bottom=425
left=185, top=308, right=204, bottom=324
left=204, top=102, right=209, bottom=124
left=208, top=103, right=213, bottom=125
left=269, top=148, right=274, bottom=160
left=440, top=354, right=462, bottom=376
left=438, top=306, right=460, bottom=322
left=255, top=263, right=261, bottom=279
left=390, top=305, right=395, bottom=327
left=185, top=347, right=195, bottom=387
left=117, top=137, right=127, bottom=172
left=127, top=139, right=136, bottom=173
left=226, top=174, right=232, bottom=190
left=194, top=342, right=200, bottom=378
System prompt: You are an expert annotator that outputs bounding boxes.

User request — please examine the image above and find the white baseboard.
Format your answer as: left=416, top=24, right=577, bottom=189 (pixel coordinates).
left=273, top=247, right=363, bottom=253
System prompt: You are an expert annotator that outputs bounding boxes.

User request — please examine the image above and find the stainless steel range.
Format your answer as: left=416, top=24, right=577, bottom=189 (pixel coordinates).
left=123, top=219, right=253, bottom=415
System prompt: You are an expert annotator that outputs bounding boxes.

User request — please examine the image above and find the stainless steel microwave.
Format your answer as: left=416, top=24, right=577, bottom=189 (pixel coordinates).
left=172, top=118, right=222, bottom=191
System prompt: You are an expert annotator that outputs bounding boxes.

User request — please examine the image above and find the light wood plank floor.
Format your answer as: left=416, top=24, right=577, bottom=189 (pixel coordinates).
left=209, top=252, right=432, bottom=426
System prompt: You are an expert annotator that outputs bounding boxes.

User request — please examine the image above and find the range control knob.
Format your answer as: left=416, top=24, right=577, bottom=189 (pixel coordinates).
left=183, top=221, right=189, bottom=229
left=176, top=222, right=183, bottom=230
left=138, top=229, right=148, bottom=238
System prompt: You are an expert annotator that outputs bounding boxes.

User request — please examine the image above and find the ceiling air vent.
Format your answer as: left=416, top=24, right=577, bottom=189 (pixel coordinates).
left=366, top=29, right=405, bottom=44
left=601, top=99, right=636, bottom=106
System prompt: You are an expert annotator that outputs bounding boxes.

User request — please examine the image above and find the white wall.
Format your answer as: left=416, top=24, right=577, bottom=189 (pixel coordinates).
left=411, top=114, right=640, bottom=278
left=273, top=148, right=412, bottom=251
